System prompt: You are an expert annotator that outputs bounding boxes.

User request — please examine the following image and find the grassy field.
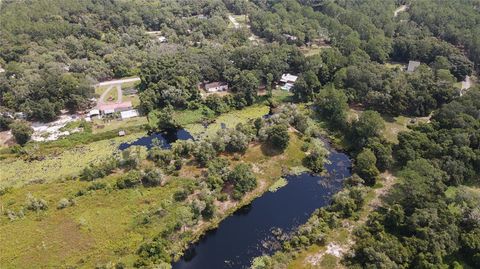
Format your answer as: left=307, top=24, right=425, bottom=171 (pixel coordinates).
left=382, top=115, right=429, bottom=143
left=0, top=132, right=306, bottom=268
left=348, top=108, right=430, bottom=143
left=92, top=117, right=148, bottom=134
left=0, top=174, right=196, bottom=268
left=300, top=46, right=324, bottom=57
left=123, top=94, right=141, bottom=107
left=0, top=100, right=309, bottom=268
left=0, top=133, right=142, bottom=189
left=184, top=104, right=269, bottom=137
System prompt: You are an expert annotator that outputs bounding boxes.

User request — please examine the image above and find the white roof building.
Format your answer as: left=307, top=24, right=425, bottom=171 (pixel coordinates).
left=281, top=83, right=295, bottom=91
left=407, top=60, right=421, bottom=73
left=88, top=109, right=100, bottom=117
left=104, top=108, right=115, bottom=115
left=280, top=73, right=298, bottom=83
left=120, top=109, right=139, bottom=119
left=205, top=82, right=229, bottom=92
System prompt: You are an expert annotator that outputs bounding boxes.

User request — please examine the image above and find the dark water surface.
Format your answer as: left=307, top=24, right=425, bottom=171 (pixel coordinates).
left=119, top=129, right=193, bottom=150
left=172, top=147, right=351, bottom=269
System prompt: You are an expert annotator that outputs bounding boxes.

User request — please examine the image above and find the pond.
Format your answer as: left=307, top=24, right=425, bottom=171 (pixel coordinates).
left=172, top=145, right=351, bottom=269
left=118, top=129, right=193, bottom=150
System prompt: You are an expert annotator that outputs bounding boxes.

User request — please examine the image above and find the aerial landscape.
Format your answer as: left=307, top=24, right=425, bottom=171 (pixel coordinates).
left=0, top=0, right=479, bottom=268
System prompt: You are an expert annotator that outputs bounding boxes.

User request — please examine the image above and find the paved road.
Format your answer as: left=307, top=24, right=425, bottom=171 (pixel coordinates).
left=98, top=84, right=123, bottom=105
left=95, top=77, right=140, bottom=87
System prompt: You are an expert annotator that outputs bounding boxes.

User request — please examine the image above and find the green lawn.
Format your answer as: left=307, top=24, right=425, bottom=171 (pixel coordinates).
left=184, top=105, right=269, bottom=138
left=92, top=117, right=148, bottom=134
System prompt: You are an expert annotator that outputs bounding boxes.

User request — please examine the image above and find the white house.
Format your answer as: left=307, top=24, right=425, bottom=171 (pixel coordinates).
left=104, top=108, right=115, bottom=115
left=120, top=109, right=139, bottom=120
left=205, top=82, right=229, bottom=92
left=88, top=109, right=100, bottom=118
left=280, top=73, right=298, bottom=84
left=280, top=73, right=298, bottom=91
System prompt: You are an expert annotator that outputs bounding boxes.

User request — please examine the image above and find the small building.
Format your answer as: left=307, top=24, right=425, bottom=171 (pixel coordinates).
left=104, top=108, right=115, bottom=115
left=158, top=36, right=167, bottom=43
left=98, top=101, right=133, bottom=114
left=280, top=73, right=298, bottom=91
left=281, top=83, right=295, bottom=91
left=88, top=109, right=100, bottom=118
left=283, top=34, right=298, bottom=41
left=407, top=60, right=421, bottom=73
left=118, top=130, right=126, bottom=136
left=120, top=109, right=139, bottom=120
left=14, top=112, right=26, bottom=119
left=280, top=73, right=298, bottom=84
left=0, top=66, right=5, bottom=73
left=205, top=82, right=229, bottom=92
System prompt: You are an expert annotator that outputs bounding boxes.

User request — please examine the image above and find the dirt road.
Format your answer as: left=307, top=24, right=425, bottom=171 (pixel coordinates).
left=228, top=15, right=240, bottom=29
left=394, top=5, right=408, bottom=17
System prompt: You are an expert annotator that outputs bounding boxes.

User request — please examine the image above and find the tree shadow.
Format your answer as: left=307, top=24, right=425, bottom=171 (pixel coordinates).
left=260, top=142, right=284, bottom=156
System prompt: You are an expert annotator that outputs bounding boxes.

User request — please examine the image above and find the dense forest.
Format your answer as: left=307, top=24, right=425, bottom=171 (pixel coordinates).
left=349, top=89, right=480, bottom=268
left=1, top=0, right=477, bottom=122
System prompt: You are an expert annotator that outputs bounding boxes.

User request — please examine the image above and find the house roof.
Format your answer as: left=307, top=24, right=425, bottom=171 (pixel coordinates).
left=205, top=82, right=228, bottom=89
left=88, top=109, right=100, bottom=116
left=120, top=109, right=139, bottom=119
left=280, top=73, right=298, bottom=83
left=104, top=108, right=115, bottom=114
left=98, top=101, right=132, bottom=111
left=407, top=60, right=421, bottom=72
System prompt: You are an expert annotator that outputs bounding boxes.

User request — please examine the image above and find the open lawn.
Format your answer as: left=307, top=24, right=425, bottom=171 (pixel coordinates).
left=184, top=104, right=269, bottom=137
left=92, top=117, right=148, bottom=134
left=300, top=45, right=325, bottom=57
left=123, top=94, right=141, bottom=107
left=382, top=115, right=429, bottom=143
left=348, top=108, right=430, bottom=143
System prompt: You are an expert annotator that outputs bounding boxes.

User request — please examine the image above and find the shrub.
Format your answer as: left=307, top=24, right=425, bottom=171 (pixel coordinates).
left=174, top=190, right=189, bottom=201
left=228, top=163, right=257, bottom=200
left=25, top=193, right=48, bottom=211
left=201, top=199, right=216, bottom=220
left=116, top=170, right=141, bottom=189
left=355, top=149, right=380, bottom=186
left=266, top=124, right=290, bottom=152
left=10, top=120, right=33, bottom=145
left=57, top=198, right=75, bottom=209
left=87, top=182, right=107, bottom=191
left=141, top=168, right=164, bottom=187
left=80, top=158, right=119, bottom=181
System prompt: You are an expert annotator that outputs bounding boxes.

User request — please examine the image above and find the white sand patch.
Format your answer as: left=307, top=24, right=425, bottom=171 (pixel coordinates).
left=31, top=115, right=81, bottom=141
left=326, top=242, right=345, bottom=258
